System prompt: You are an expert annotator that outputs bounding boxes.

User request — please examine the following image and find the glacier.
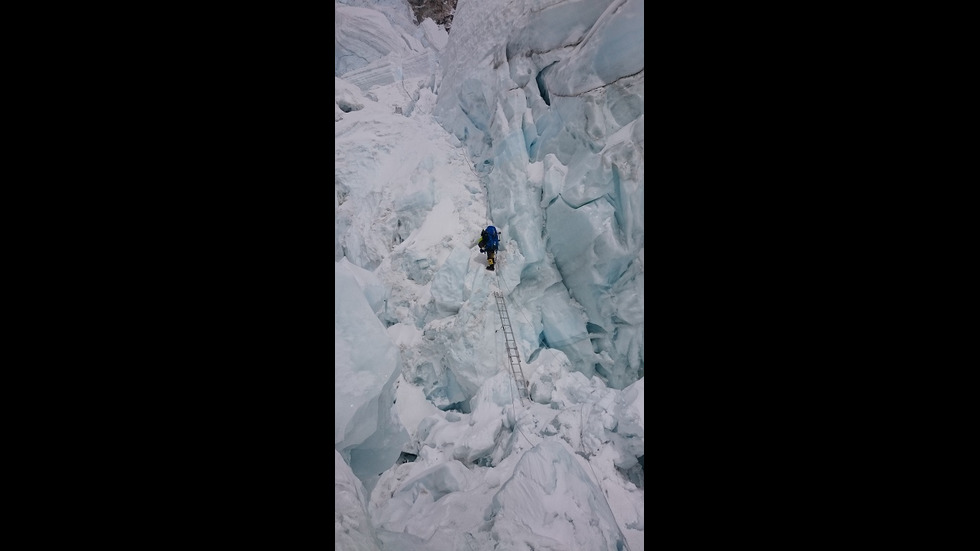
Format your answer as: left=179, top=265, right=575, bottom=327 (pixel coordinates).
left=336, top=0, right=643, bottom=549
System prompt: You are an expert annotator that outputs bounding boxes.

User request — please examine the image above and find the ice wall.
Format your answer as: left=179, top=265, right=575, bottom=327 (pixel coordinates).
left=335, top=3, right=424, bottom=76
left=336, top=258, right=411, bottom=494
left=335, top=1, right=447, bottom=92
left=336, top=259, right=398, bottom=448
left=335, top=450, right=383, bottom=551
left=433, top=0, right=644, bottom=388
left=335, top=3, right=644, bottom=545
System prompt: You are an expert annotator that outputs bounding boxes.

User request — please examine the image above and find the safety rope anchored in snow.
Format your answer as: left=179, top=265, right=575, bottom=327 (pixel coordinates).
left=493, top=291, right=529, bottom=405
left=506, top=369, right=536, bottom=449
left=493, top=317, right=536, bottom=450
left=580, top=399, right=633, bottom=551
left=491, top=266, right=633, bottom=551
left=490, top=278, right=633, bottom=551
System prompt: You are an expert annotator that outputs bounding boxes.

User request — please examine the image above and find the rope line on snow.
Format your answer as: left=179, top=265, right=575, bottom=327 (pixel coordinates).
left=492, top=266, right=632, bottom=550
left=491, top=286, right=529, bottom=405
left=579, top=396, right=633, bottom=551
left=498, top=323, right=535, bottom=449
left=492, top=250, right=548, bottom=450
left=485, top=246, right=633, bottom=551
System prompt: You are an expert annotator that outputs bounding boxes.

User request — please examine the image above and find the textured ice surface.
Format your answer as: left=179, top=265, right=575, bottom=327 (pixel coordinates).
left=336, top=0, right=643, bottom=548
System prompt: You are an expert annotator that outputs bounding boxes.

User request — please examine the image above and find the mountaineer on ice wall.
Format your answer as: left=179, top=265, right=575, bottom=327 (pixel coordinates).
left=478, top=225, right=499, bottom=271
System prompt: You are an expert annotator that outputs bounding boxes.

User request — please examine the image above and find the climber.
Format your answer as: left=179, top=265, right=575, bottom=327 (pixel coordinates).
left=478, top=225, right=500, bottom=271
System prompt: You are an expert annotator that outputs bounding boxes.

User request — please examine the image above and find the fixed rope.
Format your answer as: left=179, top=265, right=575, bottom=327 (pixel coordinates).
left=493, top=291, right=529, bottom=406
left=491, top=271, right=632, bottom=551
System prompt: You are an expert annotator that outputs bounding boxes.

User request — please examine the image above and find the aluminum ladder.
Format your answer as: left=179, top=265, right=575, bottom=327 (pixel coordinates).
left=494, top=291, right=529, bottom=405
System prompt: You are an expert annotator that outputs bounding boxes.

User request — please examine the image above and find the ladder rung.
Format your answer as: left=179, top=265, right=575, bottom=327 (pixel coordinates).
left=495, top=291, right=530, bottom=402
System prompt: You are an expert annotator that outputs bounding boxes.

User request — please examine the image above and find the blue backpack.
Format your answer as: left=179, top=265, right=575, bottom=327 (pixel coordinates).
left=485, top=226, right=499, bottom=249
